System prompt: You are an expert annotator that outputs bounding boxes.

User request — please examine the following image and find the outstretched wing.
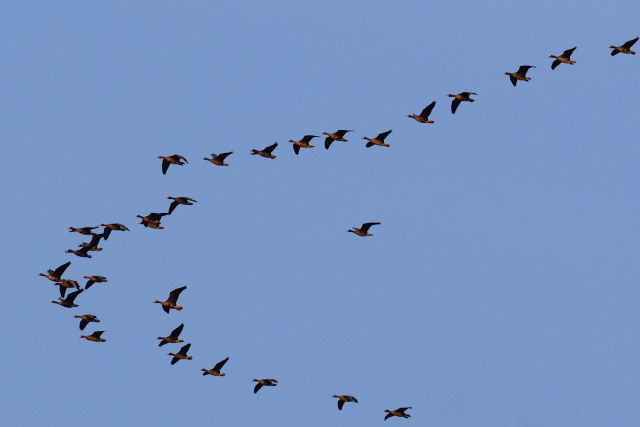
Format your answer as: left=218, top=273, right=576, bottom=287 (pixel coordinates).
left=168, top=286, right=187, bottom=304
left=103, top=227, right=112, bottom=240
left=516, top=65, right=534, bottom=75
left=217, top=152, right=232, bottom=161
left=54, top=261, right=71, bottom=277
left=361, top=222, right=380, bottom=232
left=300, top=135, right=318, bottom=144
left=91, top=331, right=104, bottom=338
left=168, top=200, right=179, bottom=215
left=179, top=343, right=191, bottom=355
left=365, top=141, right=374, bottom=148
left=66, top=289, right=83, bottom=304
left=264, top=142, right=278, bottom=153
left=177, top=155, right=188, bottom=164
left=59, top=284, right=67, bottom=298
left=213, top=357, right=229, bottom=371
left=398, top=407, right=412, bottom=413
left=384, top=413, right=393, bottom=420
left=551, top=59, right=560, bottom=70
left=293, top=144, right=300, bottom=155
left=334, top=129, right=352, bottom=137
left=169, top=323, right=184, bottom=339
left=338, top=400, right=344, bottom=410
left=162, top=159, right=170, bottom=174
left=509, top=75, right=517, bottom=86
left=87, top=233, right=104, bottom=247
left=562, top=46, right=577, bottom=58
left=451, top=98, right=461, bottom=114
left=420, top=101, right=436, bottom=118
left=324, top=137, right=333, bottom=149
left=622, top=36, right=639, bottom=49
left=375, top=130, right=392, bottom=141
left=79, top=318, right=89, bottom=330
left=254, top=383, right=263, bottom=394
left=611, top=49, right=620, bottom=56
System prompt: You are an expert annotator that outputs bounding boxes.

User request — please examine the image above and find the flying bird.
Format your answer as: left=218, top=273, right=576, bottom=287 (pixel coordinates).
left=68, top=226, right=98, bottom=235
left=201, top=357, right=229, bottom=376
left=83, top=275, right=107, bottom=290
left=38, top=261, right=71, bottom=282
left=80, top=330, right=106, bottom=342
left=253, top=378, right=278, bottom=394
left=158, top=154, right=188, bottom=174
left=250, top=142, right=278, bottom=159
left=322, top=130, right=352, bottom=149
left=203, top=152, right=233, bottom=166
left=610, top=36, right=638, bottom=56
left=100, top=223, right=129, bottom=240
left=549, top=46, right=577, bottom=69
left=51, top=288, right=83, bottom=308
left=447, top=92, right=477, bottom=114
left=363, top=130, right=392, bottom=147
left=168, top=343, right=192, bottom=364
left=73, top=314, right=100, bottom=330
left=504, top=65, right=535, bottom=86
left=384, top=407, right=412, bottom=420
left=348, top=222, right=381, bottom=237
left=167, top=196, right=198, bottom=215
left=153, top=286, right=187, bottom=313
left=332, top=394, right=358, bottom=410
left=157, top=323, right=185, bottom=347
left=54, top=278, right=80, bottom=298
left=288, top=135, right=318, bottom=155
left=407, top=101, right=436, bottom=123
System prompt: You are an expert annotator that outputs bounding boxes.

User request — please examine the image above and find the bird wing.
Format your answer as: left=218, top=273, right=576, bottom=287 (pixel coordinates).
left=365, top=141, right=374, bottom=148
left=66, top=289, right=83, bottom=303
left=375, top=130, right=392, bottom=141
left=169, top=323, right=184, bottom=339
left=217, top=152, right=232, bottom=161
left=509, top=75, right=517, bottom=86
left=179, top=343, right=191, bottom=355
left=254, top=383, right=263, bottom=393
left=300, top=135, right=318, bottom=144
left=168, top=200, right=179, bottom=215
left=335, top=130, right=352, bottom=137
left=213, top=357, right=229, bottom=371
left=85, top=279, right=95, bottom=289
left=551, top=59, right=560, bottom=69
left=171, top=356, right=179, bottom=365
left=562, top=46, right=577, bottom=58
left=168, top=286, right=187, bottom=304
left=360, top=222, right=380, bottom=232
left=148, top=212, right=167, bottom=221
left=338, top=400, right=344, bottom=410
left=178, top=155, right=188, bottom=164
left=158, top=338, right=168, bottom=347
left=162, top=159, right=170, bottom=174
left=451, top=98, right=461, bottom=113
left=293, top=144, right=300, bottom=155
left=623, top=36, right=639, bottom=49
left=420, top=101, right=436, bottom=118
left=384, top=413, right=393, bottom=420
left=87, top=233, right=103, bottom=247
left=324, top=137, right=333, bottom=149
left=264, top=142, right=278, bottom=153
left=59, top=285, right=67, bottom=298
left=516, top=65, right=534, bottom=75
left=162, top=305, right=170, bottom=314
left=398, top=407, right=412, bottom=412
left=611, top=49, right=620, bottom=56
left=54, top=261, right=71, bottom=277
left=91, top=331, right=104, bottom=338
left=79, top=318, right=89, bottom=330
left=102, top=227, right=112, bottom=240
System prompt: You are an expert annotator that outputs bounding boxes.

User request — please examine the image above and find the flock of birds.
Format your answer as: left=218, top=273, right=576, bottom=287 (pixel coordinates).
left=38, top=36, right=637, bottom=421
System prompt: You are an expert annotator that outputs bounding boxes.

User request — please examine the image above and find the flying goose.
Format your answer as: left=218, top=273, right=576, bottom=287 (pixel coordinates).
left=78, top=233, right=104, bottom=252
left=447, top=92, right=477, bottom=114
left=153, top=286, right=187, bottom=313
left=250, top=142, right=278, bottom=159
left=408, top=101, right=436, bottom=123
left=38, top=261, right=71, bottom=282
left=253, top=378, right=278, bottom=393
left=504, top=65, right=535, bottom=86
left=83, top=275, right=107, bottom=289
left=55, top=278, right=80, bottom=298
left=348, top=222, right=380, bottom=237
left=158, top=154, right=188, bottom=175
left=363, top=130, right=392, bottom=147
left=288, top=135, right=318, bottom=155
left=550, top=46, right=577, bottom=69
left=68, top=226, right=98, bottom=235
left=203, top=152, right=233, bottom=166
left=157, top=323, right=185, bottom=347
left=322, top=130, right=352, bottom=149
left=384, top=407, right=412, bottom=420
left=201, top=357, right=229, bottom=376
left=100, top=223, right=129, bottom=241
left=168, top=343, right=192, bottom=364
left=610, top=36, right=638, bottom=56
left=51, top=288, right=83, bottom=308
left=167, top=196, right=198, bottom=215
left=332, top=394, right=358, bottom=410
left=80, top=330, right=106, bottom=342
left=136, top=212, right=167, bottom=229
left=65, top=245, right=92, bottom=259
left=73, top=314, right=100, bottom=330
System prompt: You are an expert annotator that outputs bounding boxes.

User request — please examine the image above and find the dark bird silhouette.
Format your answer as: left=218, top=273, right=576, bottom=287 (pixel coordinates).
left=167, top=196, right=197, bottom=215
left=322, top=130, right=352, bottom=149
left=384, top=407, right=412, bottom=420
left=78, top=233, right=104, bottom=252
left=83, top=275, right=107, bottom=289
left=80, top=330, right=106, bottom=342
left=550, top=46, right=577, bottom=69
left=447, top=92, right=477, bottom=114
left=253, top=378, right=277, bottom=393
left=54, top=278, right=80, bottom=298
left=157, top=323, right=185, bottom=347
left=65, top=245, right=93, bottom=258
left=74, top=314, right=100, bottom=330
left=38, top=261, right=71, bottom=282
left=251, top=142, right=278, bottom=159
left=168, top=343, right=192, bottom=364
left=100, top=223, right=129, bottom=240
left=51, top=288, right=83, bottom=308
left=153, top=286, right=187, bottom=313
left=610, top=36, right=638, bottom=56
left=504, top=65, right=535, bottom=86
left=136, top=212, right=167, bottom=229
left=68, top=226, right=98, bottom=235
left=363, top=130, right=392, bottom=147
left=203, top=152, right=233, bottom=166
left=408, top=101, right=436, bottom=123
left=201, top=357, right=229, bottom=376
left=332, top=394, right=358, bottom=410
left=288, top=135, right=318, bottom=155
left=348, top=222, right=380, bottom=237
left=158, top=154, right=188, bottom=174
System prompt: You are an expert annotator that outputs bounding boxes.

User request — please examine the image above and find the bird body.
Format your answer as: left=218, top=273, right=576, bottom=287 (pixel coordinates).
left=100, top=223, right=129, bottom=240
left=51, top=289, right=83, bottom=308
left=288, top=135, right=318, bottom=155
left=201, top=357, right=229, bottom=376
left=158, top=154, right=188, bottom=174
left=253, top=378, right=277, bottom=393
left=610, top=36, right=638, bottom=56
left=363, top=130, right=392, bottom=147
left=136, top=212, right=167, bottom=229
left=80, top=330, right=106, bottom=342
left=203, top=152, right=232, bottom=166
left=168, top=343, right=192, bottom=364
left=251, top=142, right=278, bottom=159
left=447, top=92, right=477, bottom=114
left=83, top=275, right=107, bottom=289
left=74, top=314, right=100, bottom=330
left=504, top=65, right=535, bottom=86
left=348, top=222, right=381, bottom=237
left=158, top=323, right=185, bottom=346
left=332, top=394, right=358, bottom=410
left=153, top=286, right=187, bottom=313
left=322, top=130, right=352, bottom=149
left=384, top=407, right=412, bottom=420
left=38, top=261, right=71, bottom=282
left=549, top=46, right=577, bottom=69
left=65, top=246, right=92, bottom=258
left=408, top=101, right=436, bottom=123
left=167, top=196, right=197, bottom=215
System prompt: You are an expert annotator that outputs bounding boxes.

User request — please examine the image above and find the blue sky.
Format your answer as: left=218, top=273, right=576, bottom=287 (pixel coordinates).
left=2, top=1, right=639, bottom=426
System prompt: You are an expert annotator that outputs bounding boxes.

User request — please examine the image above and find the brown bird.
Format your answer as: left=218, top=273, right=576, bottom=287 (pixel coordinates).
left=158, top=154, right=188, bottom=175
left=363, top=130, right=392, bottom=147
left=504, top=65, right=535, bottom=86
left=100, top=223, right=129, bottom=241
left=54, top=278, right=80, bottom=298
left=288, top=135, right=318, bottom=155
left=322, top=130, right=352, bottom=149
left=384, top=407, right=412, bottom=420
left=158, top=323, right=185, bottom=347
left=153, top=286, right=187, bottom=313
left=332, top=394, right=358, bottom=410
left=68, top=226, right=98, bottom=235
left=80, top=330, right=106, bottom=342
left=74, top=314, right=100, bottom=330
left=136, top=212, right=167, bottom=229
left=65, top=245, right=92, bottom=259
left=250, top=142, right=278, bottom=159
left=253, top=378, right=277, bottom=393
left=610, top=36, right=638, bottom=56
left=38, top=261, right=71, bottom=282
left=348, top=222, right=380, bottom=237
left=168, top=343, right=192, bottom=364
left=408, top=101, right=436, bottom=123
left=167, top=196, right=197, bottom=215
left=78, top=233, right=104, bottom=252
left=447, top=92, right=477, bottom=114
left=201, top=357, right=229, bottom=376
left=51, top=288, right=83, bottom=308
left=203, top=152, right=233, bottom=166
left=550, top=46, right=577, bottom=69
left=83, top=275, right=107, bottom=289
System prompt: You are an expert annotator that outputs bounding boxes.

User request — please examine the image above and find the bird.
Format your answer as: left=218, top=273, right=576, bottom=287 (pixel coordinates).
left=201, top=357, right=229, bottom=376
left=549, top=46, right=577, bottom=69
left=157, top=323, right=185, bottom=347
left=288, top=135, right=318, bottom=155
left=83, top=275, right=107, bottom=289
left=78, top=233, right=104, bottom=252
left=68, top=226, right=98, bottom=235
left=136, top=212, right=167, bottom=229
left=153, top=286, right=187, bottom=313
left=38, top=261, right=71, bottom=282
left=65, top=245, right=92, bottom=258
left=168, top=343, right=192, bottom=364
left=99, top=223, right=129, bottom=241
left=203, top=152, right=233, bottom=166
left=253, top=378, right=277, bottom=393
left=348, top=222, right=380, bottom=237
left=610, top=36, right=638, bottom=56
left=384, top=407, right=412, bottom=420
left=332, top=395, right=358, bottom=410
left=167, top=196, right=197, bottom=215
left=54, top=278, right=80, bottom=298
left=322, top=130, right=352, bottom=149
left=362, top=130, right=392, bottom=147
left=504, top=65, right=536, bottom=86
left=250, top=142, right=278, bottom=159
left=51, top=288, right=83, bottom=308
left=80, top=330, right=106, bottom=342
left=447, top=92, right=477, bottom=114
left=158, top=154, right=188, bottom=174
left=407, top=101, right=436, bottom=123
left=73, top=314, right=100, bottom=330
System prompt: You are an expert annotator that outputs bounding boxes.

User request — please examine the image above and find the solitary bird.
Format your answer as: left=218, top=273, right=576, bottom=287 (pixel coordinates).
left=83, top=275, right=107, bottom=289
left=322, top=130, right=352, bottom=149
left=51, top=288, right=83, bottom=308
left=447, top=92, right=477, bottom=114
left=201, top=357, right=229, bottom=376
left=54, top=278, right=80, bottom=298
left=38, top=261, right=71, bottom=282
left=384, top=407, right=412, bottom=420
left=73, top=314, right=100, bottom=330
left=288, top=135, right=318, bottom=155
left=158, top=154, right=188, bottom=174
left=157, top=323, right=185, bottom=347
left=167, top=196, right=198, bottom=215
left=203, top=152, right=233, bottom=166
left=504, top=65, right=535, bottom=86
left=250, top=142, right=278, bottom=159
left=610, top=36, right=638, bottom=56
left=168, top=343, right=192, bottom=364
left=65, top=245, right=93, bottom=259
left=153, top=286, right=187, bottom=313
left=100, top=223, right=129, bottom=241
left=332, top=395, right=358, bottom=410
left=136, top=212, right=167, bottom=229
left=348, top=222, right=380, bottom=237
left=80, top=330, right=106, bottom=342
left=253, top=378, right=278, bottom=393
left=408, top=101, right=436, bottom=123
left=549, top=46, right=577, bottom=69
left=363, top=130, right=392, bottom=147
left=68, top=226, right=98, bottom=235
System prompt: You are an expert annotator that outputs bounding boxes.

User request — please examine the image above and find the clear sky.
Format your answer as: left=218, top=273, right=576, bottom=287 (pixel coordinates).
left=1, top=1, right=639, bottom=426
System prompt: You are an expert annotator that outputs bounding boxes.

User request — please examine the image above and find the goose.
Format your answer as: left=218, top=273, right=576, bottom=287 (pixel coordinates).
left=55, top=278, right=80, bottom=298
left=408, top=101, right=436, bottom=123
left=363, top=130, right=392, bottom=147
left=610, top=36, right=638, bottom=56
left=83, top=275, right=107, bottom=289
left=153, top=286, right=187, bottom=313
left=65, top=246, right=92, bottom=259
left=550, top=46, right=577, bottom=69
left=384, top=407, right=412, bottom=420
left=74, top=314, right=100, bottom=330
left=253, top=378, right=277, bottom=393
left=136, top=212, right=167, bottom=228
left=78, top=233, right=104, bottom=252
left=203, top=152, right=233, bottom=166
left=250, top=142, right=278, bottom=159
left=80, top=331, right=106, bottom=342
left=167, top=196, right=198, bottom=215
left=288, top=135, right=318, bottom=155
left=99, top=223, right=129, bottom=241
left=51, top=288, right=83, bottom=308
left=157, top=323, right=185, bottom=347
left=332, top=395, right=358, bottom=410
left=504, top=65, right=535, bottom=86
left=168, top=343, right=192, bottom=364
left=348, top=222, right=381, bottom=237
left=68, top=226, right=98, bottom=235
left=201, top=357, right=229, bottom=376
left=158, top=154, right=188, bottom=175
left=38, top=261, right=71, bottom=282
left=447, top=92, right=477, bottom=114
left=322, top=130, right=352, bottom=149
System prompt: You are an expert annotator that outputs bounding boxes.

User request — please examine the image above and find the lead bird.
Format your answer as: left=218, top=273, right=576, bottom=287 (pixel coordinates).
left=504, top=65, right=535, bottom=86
left=288, top=134, right=318, bottom=155
left=250, top=142, right=278, bottom=159
left=348, top=222, right=380, bottom=237
left=158, top=154, right=188, bottom=174
left=363, top=130, right=392, bottom=147
left=447, top=92, right=477, bottom=114
left=168, top=343, right=192, bottom=364
left=549, top=46, right=577, bottom=69
left=322, top=130, right=352, bottom=149
left=384, top=407, right=412, bottom=420
left=167, top=196, right=197, bottom=215
left=610, top=36, right=638, bottom=56
left=201, top=357, right=229, bottom=376
left=153, top=286, right=187, bottom=313
left=407, top=101, right=436, bottom=123
left=157, top=323, right=185, bottom=347
left=332, top=394, right=358, bottom=410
